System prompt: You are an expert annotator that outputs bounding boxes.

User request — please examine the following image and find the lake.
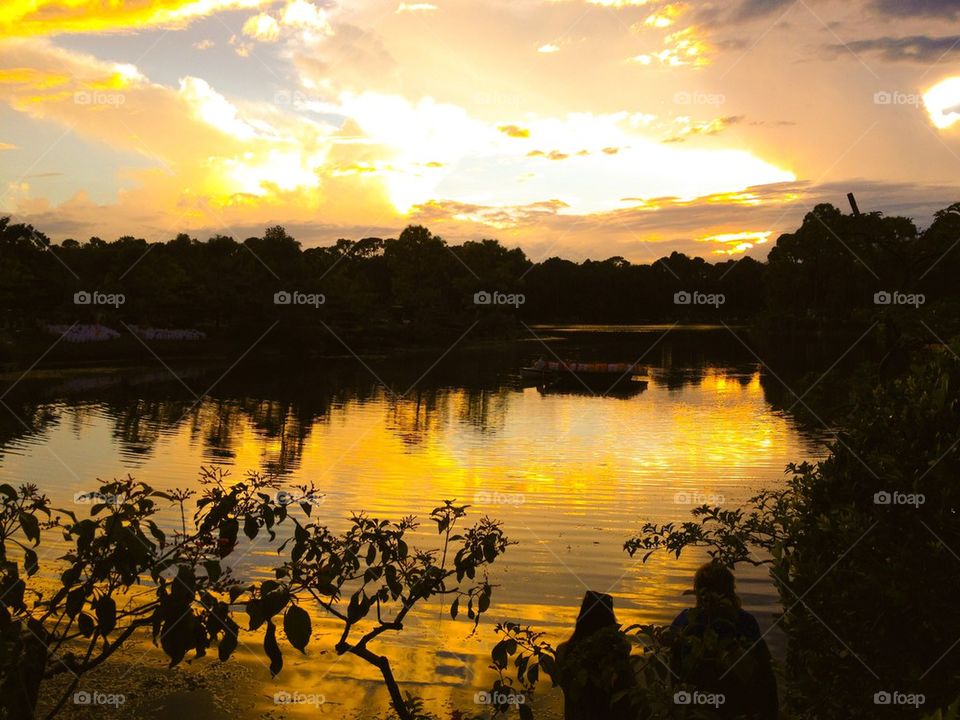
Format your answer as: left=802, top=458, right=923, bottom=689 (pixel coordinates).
left=0, top=326, right=831, bottom=718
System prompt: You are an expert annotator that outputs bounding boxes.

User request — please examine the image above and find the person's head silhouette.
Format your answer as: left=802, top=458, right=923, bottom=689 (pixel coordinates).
left=693, top=561, right=741, bottom=608
left=572, top=590, right=618, bottom=639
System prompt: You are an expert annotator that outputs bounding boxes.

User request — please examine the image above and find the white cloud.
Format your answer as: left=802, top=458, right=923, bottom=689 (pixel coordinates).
left=281, top=0, right=333, bottom=34
left=242, top=13, right=280, bottom=41
left=396, top=3, right=438, bottom=13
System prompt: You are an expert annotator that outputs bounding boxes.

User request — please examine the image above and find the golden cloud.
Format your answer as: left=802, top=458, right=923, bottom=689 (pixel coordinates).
left=498, top=124, right=530, bottom=138
left=697, top=230, right=772, bottom=255
left=0, top=0, right=270, bottom=37
left=0, top=39, right=397, bottom=237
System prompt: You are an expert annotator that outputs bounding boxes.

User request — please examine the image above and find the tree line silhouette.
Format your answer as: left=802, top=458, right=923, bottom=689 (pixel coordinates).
left=1, top=201, right=958, bottom=361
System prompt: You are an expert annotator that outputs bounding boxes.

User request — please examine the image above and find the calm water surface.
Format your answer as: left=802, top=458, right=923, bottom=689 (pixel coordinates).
left=0, top=327, right=831, bottom=718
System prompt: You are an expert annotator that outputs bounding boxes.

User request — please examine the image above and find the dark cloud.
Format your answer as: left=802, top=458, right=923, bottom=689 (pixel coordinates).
left=731, top=0, right=795, bottom=21
left=830, top=35, right=960, bottom=62
left=694, top=0, right=796, bottom=25
left=870, top=0, right=960, bottom=18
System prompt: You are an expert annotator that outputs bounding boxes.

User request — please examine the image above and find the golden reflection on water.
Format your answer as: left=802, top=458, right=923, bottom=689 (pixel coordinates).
left=4, top=369, right=826, bottom=718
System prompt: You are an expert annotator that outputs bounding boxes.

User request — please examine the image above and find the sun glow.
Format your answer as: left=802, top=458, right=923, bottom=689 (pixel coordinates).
left=924, top=77, right=960, bottom=130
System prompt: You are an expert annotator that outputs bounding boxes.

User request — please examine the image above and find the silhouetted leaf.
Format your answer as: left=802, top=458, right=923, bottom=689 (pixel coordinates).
left=161, top=611, right=196, bottom=667
left=218, top=618, right=239, bottom=662
left=204, top=560, right=222, bottom=583
left=77, top=613, right=95, bottom=638
left=65, top=587, right=85, bottom=617
left=24, top=549, right=38, bottom=576
left=19, top=511, right=39, bottom=545
left=283, top=604, right=311, bottom=653
left=264, top=619, right=283, bottom=677
left=95, top=596, right=117, bottom=635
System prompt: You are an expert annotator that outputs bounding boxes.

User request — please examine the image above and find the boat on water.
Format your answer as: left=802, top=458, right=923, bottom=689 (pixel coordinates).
left=520, top=359, right=649, bottom=394
left=521, top=359, right=646, bottom=379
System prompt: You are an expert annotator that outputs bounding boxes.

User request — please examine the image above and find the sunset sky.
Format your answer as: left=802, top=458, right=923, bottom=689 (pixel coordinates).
left=1, top=0, right=959, bottom=261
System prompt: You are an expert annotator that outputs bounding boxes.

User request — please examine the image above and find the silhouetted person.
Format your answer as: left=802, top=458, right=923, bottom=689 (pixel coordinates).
left=670, top=562, right=779, bottom=719
left=555, top=591, right=634, bottom=720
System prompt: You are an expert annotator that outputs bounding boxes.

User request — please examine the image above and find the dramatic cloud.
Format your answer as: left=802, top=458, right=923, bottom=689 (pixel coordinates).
left=730, top=0, right=795, bottom=22
left=870, top=0, right=960, bottom=19
left=0, top=0, right=270, bottom=37
left=2, top=0, right=960, bottom=261
left=832, top=35, right=960, bottom=63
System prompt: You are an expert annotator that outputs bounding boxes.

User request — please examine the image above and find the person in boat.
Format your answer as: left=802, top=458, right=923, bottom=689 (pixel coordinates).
left=670, top=561, right=779, bottom=719
left=555, top=591, right=635, bottom=720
